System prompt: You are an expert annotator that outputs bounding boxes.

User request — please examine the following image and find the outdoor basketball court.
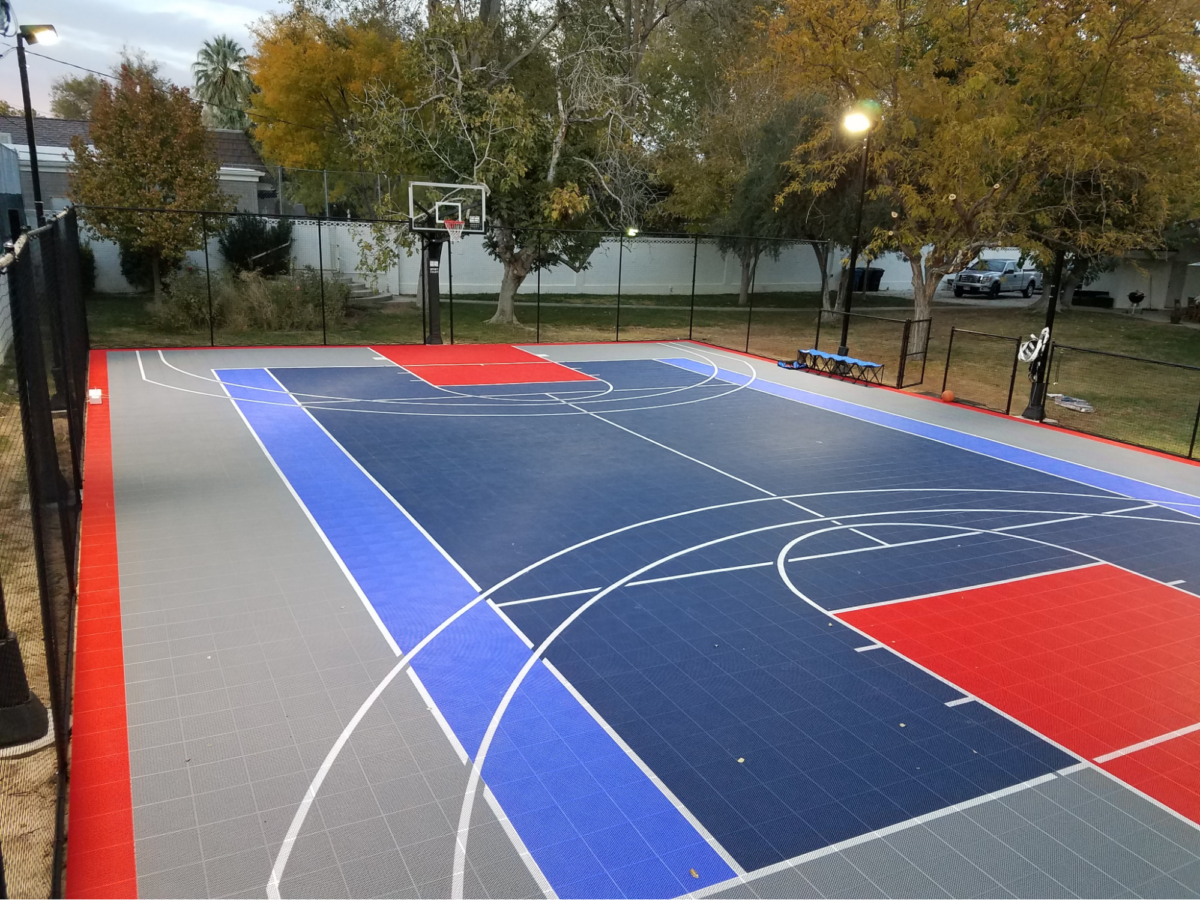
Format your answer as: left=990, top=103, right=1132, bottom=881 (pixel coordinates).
left=66, top=339, right=1200, bottom=899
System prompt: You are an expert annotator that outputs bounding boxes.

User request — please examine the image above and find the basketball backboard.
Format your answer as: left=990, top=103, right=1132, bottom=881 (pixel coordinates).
left=408, top=182, right=487, bottom=234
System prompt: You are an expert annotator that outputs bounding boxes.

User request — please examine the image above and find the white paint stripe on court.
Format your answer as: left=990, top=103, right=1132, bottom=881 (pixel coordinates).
left=687, top=771, right=1061, bottom=899
left=261, top=369, right=485, bottom=593
left=659, top=345, right=1200, bottom=518
left=829, top=561, right=1105, bottom=615
left=945, top=697, right=975, bottom=707
left=494, top=588, right=602, bottom=608
left=214, top=374, right=403, bottom=657
left=1094, top=721, right=1200, bottom=763
left=854, top=644, right=884, bottom=652
left=541, top=659, right=747, bottom=878
left=1168, top=579, right=1186, bottom=586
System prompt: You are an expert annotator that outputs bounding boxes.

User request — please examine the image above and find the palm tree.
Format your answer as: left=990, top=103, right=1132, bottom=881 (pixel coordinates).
left=192, top=35, right=253, bottom=130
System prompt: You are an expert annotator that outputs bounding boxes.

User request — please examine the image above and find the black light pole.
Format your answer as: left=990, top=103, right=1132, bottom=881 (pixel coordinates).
left=14, top=23, right=58, bottom=228
left=839, top=112, right=873, bottom=357
left=1021, top=247, right=1066, bottom=421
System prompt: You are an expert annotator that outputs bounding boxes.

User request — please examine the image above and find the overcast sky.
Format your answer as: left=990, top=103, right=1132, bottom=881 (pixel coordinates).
left=3, top=0, right=281, bottom=116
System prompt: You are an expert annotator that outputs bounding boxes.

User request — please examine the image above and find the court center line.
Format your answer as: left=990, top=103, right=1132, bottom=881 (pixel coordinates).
left=1094, top=721, right=1200, bottom=764
left=660, top=346, right=1200, bottom=518
left=495, top=506, right=1189, bottom=607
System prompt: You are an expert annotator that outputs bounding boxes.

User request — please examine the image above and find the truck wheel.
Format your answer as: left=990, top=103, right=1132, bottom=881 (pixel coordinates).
left=954, top=287, right=964, bottom=298
left=1022, top=279, right=1034, bottom=298
left=989, top=282, right=1001, bottom=298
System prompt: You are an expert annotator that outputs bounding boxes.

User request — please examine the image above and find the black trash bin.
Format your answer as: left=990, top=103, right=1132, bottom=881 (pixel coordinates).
left=853, top=266, right=885, bottom=292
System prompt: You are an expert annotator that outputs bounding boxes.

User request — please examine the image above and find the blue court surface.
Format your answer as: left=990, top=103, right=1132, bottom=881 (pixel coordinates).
left=101, top=342, right=1200, bottom=899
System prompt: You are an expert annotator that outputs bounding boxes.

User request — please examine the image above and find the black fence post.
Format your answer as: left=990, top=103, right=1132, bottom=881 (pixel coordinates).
left=616, top=232, right=624, bottom=342
left=202, top=213, right=214, bottom=347
left=447, top=236, right=455, bottom=344
left=536, top=230, right=542, bottom=344
left=1189, top=393, right=1200, bottom=459
left=689, top=235, right=698, bottom=341
left=1005, top=339, right=1021, bottom=415
left=897, top=319, right=911, bottom=388
left=942, top=326, right=956, bottom=394
left=744, top=254, right=757, bottom=354
left=316, top=218, right=327, bottom=345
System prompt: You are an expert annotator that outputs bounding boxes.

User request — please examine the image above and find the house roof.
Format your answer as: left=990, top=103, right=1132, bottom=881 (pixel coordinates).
left=0, top=116, right=90, bottom=147
left=0, top=117, right=270, bottom=174
left=208, top=129, right=270, bottom=175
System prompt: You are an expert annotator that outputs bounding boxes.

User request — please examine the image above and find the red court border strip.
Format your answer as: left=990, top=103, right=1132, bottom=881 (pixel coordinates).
left=65, top=350, right=138, bottom=899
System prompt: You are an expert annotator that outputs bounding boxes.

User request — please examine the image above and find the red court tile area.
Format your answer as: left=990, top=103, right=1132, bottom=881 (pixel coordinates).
left=370, top=344, right=596, bottom=385
left=836, top=564, right=1200, bottom=764
left=410, top=361, right=597, bottom=386
left=67, top=351, right=138, bottom=899
left=371, top=343, right=543, bottom=365
left=1101, top=731, right=1200, bottom=825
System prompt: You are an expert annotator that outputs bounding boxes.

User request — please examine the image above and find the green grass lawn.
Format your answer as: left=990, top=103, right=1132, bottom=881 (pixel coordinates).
left=86, top=291, right=1200, bottom=457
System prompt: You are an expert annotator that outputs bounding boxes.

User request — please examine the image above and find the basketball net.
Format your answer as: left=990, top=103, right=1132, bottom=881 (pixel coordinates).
left=444, top=219, right=465, bottom=243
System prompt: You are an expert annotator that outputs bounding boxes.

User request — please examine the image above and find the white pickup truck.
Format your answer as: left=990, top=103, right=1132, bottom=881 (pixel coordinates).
left=951, top=260, right=1039, bottom=298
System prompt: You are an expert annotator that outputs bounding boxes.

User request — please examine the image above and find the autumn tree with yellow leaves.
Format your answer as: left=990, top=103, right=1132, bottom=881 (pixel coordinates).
left=69, top=61, right=232, bottom=304
left=761, top=0, right=1200, bottom=319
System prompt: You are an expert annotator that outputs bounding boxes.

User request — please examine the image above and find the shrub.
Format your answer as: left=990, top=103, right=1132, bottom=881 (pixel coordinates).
left=154, top=266, right=222, bottom=330
left=78, top=241, right=96, bottom=295
left=152, top=266, right=347, bottom=334
left=218, top=215, right=294, bottom=277
left=118, top=243, right=183, bottom=293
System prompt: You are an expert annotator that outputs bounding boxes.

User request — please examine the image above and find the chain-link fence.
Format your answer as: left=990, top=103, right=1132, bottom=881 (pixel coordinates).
left=941, top=328, right=1022, bottom=414
left=1045, top=344, right=1200, bottom=458
left=81, top=208, right=923, bottom=361
left=0, top=207, right=88, bottom=898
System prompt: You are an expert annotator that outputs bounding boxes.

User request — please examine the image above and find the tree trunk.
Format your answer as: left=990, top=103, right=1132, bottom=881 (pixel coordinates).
left=1058, top=272, right=1079, bottom=311
left=490, top=263, right=527, bottom=325
left=812, top=242, right=832, bottom=311
left=835, top=265, right=851, bottom=311
left=909, top=256, right=942, bottom=322
left=150, top=251, right=163, bottom=307
left=1031, top=278, right=1052, bottom=313
left=738, top=249, right=759, bottom=306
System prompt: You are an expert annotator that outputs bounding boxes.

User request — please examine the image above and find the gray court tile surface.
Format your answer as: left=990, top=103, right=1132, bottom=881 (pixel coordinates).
left=111, top=349, right=542, bottom=899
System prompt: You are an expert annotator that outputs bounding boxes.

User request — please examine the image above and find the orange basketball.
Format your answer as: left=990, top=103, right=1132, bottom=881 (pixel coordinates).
left=941, top=390, right=955, bottom=402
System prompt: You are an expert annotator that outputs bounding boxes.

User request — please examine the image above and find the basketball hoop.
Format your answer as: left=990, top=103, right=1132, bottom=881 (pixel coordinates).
left=444, top=219, right=465, bottom=243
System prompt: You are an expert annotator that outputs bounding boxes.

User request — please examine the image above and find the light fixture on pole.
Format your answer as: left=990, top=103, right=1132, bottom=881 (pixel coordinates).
left=15, top=21, right=58, bottom=227
left=838, top=106, right=875, bottom=357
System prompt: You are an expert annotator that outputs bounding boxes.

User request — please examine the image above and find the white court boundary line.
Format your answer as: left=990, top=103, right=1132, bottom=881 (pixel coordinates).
left=155, top=347, right=738, bottom=412
left=1095, top=721, right=1200, bottom=764
left=657, top=344, right=1200, bottom=517
left=137, top=349, right=749, bottom=417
